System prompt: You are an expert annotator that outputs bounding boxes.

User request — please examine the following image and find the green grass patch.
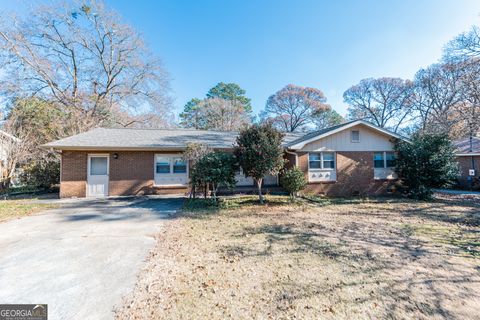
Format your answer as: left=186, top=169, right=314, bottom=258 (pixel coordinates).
left=0, top=200, right=58, bottom=222
left=402, top=223, right=480, bottom=257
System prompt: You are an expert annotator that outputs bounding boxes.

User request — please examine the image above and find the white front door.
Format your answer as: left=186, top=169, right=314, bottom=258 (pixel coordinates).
left=87, top=154, right=109, bottom=197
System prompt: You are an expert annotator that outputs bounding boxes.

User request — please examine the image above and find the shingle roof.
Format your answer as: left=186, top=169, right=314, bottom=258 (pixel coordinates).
left=453, top=137, right=480, bottom=154
left=284, top=120, right=359, bottom=147
left=43, top=127, right=305, bottom=150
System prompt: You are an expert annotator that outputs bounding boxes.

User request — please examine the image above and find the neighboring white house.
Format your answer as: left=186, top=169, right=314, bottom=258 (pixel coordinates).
left=0, top=129, right=21, bottom=187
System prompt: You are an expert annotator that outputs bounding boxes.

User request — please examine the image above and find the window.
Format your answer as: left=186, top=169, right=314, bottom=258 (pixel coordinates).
left=308, top=153, right=321, bottom=169
left=385, top=152, right=396, bottom=168
left=374, top=152, right=385, bottom=168
left=309, top=152, right=335, bottom=169
left=156, top=158, right=171, bottom=174
left=351, top=130, right=360, bottom=142
left=154, top=154, right=189, bottom=186
left=374, top=152, right=396, bottom=168
left=323, top=152, right=335, bottom=169
left=90, top=157, right=108, bottom=175
left=173, top=158, right=187, bottom=173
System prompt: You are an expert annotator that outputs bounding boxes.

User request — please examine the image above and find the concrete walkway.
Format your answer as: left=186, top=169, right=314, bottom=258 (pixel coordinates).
left=0, top=197, right=183, bottom=320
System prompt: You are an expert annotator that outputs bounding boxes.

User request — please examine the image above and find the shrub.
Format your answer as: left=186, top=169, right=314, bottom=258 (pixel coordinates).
left=183, top=143, right=213, bottom=198
left=395, top=133, right=459, bottom=199
left=19, top=159, right=60, bottom=190
left=280, top=167, right=307, bottom=200
left=191, top=152, right=237, bottom=202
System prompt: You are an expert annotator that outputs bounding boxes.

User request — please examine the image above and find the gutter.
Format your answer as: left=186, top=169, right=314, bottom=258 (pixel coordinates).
left=456, top=153, right=480, bottom=156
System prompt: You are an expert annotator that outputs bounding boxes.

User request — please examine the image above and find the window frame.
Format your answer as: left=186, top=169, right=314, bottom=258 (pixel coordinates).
left=153, top=154, right=189, bottom=187
left=172, top=157, right=187, bottom=174
left=89, top=156, right=109, bottom=176
left=385, top=152, right=396, bottom=168
left=351, top=130, right=360, bottom=143
left=374, top=151, right=396, bottom=169
left=308, top=152, right=336, bottom=170
left=155, top=157, right=172, bottom=174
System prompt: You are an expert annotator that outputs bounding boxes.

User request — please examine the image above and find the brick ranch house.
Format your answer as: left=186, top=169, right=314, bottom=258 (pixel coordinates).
left=43, top=120, right=407, bottom=198
left=454, top=136, right=480, bottom=188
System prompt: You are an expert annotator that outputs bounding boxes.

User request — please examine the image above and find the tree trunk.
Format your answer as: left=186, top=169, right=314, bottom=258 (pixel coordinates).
left=212, top=183, right=217, bottom=203
left=256, top=178, right=264, bottom=204
left=190, top=184, right=195, bottom=199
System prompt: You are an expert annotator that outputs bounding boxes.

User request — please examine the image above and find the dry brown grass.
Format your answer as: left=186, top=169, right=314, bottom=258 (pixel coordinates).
left=116, top=196, right=480, bottom=320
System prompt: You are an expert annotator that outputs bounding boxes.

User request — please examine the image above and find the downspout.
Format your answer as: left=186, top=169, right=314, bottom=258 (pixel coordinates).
left=470, top=134, right=475, bottom=190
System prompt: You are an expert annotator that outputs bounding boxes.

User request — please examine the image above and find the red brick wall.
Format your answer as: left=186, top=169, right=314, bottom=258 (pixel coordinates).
left=60, top=151, right=188, bottom=198
left=109, top=151, right=154, bottom=196
left=60, top=151, right=87, bottom=198
left=456, top=156, right=480, bottom=187
left=297, top=151, right=394, bottom=196
left=61, top=149, right=395, bottom=198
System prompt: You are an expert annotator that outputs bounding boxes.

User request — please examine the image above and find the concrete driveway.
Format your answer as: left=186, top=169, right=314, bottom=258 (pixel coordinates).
left=0, top=196, right=183, bottom=320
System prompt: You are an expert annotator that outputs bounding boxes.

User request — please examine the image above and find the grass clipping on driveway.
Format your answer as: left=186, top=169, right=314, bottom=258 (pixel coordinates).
left=116, top=196, right=480, bottom=319
left=0, top=200, right=57, bottom=222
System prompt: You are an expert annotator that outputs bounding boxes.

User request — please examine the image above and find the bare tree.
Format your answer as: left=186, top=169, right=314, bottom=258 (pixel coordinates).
left=444, top=25, right=480, bottom=61
left=195, top=98, right=251, bottom=131
left=311, top=109, right=345, bottom=130
left=412, top=63, right=464, bottom=134
left=262, top=84, right=330, bottom=132
left=0, top=0, right=172, bottom=131
left=443, top=25, right=480, bottom=138
left=344, top=78, right=414, bottom=132
left=448, top=60, right=480, bottom=140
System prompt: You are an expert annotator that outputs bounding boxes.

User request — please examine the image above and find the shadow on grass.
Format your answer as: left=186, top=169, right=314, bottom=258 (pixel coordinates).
left=181, top=195, right=302, bottom=217
left=220, top=217, right=478, bottom=319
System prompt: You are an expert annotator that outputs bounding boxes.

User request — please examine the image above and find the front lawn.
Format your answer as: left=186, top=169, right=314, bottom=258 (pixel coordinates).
left=0, top=200, right=58, bottom=222
left=116, top=196, right=480, bottom=319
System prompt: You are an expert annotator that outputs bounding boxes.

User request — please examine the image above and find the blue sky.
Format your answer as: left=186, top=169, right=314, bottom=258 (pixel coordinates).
left=2, top=0, right=480, bottom=119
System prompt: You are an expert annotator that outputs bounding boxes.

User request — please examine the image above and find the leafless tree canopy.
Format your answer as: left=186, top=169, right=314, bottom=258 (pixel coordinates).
left=262, top=84, right=331, bottom=132
left=444, top=25, right=480, bottom=61
left=412, top=63, right=464, bottom=134
left=0, top=0, right=173, bottom=131
left=457, top=61, right=480, bottom=137
left=311, top=109, right=345, bottom=130
left=196, top=98, right=251, bottom=131
left=344, top=78, right=414, bottom=133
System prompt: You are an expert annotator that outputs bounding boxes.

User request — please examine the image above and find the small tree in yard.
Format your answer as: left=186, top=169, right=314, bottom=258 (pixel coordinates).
left=280, top=167, right=307, bottom=201
left=395, top=133, right=459, bottom=199
left=183, top=143, right=213, bottom=198
left=191, top=152, right=237, bottom=203
left=234, top=124, right=285, bottom=204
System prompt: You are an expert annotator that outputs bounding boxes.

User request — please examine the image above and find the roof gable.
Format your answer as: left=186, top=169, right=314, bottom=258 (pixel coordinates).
left=286, top=120, right=406, bottom=150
